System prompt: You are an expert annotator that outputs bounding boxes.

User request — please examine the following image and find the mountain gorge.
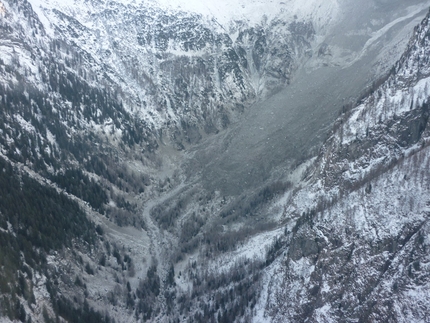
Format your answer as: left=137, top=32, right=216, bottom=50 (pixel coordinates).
left=1, top=0, right=430, bottom=322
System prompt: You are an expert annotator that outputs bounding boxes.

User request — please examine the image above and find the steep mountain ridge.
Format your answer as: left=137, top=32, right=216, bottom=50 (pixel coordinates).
left=261, top=9, right=430, bottom=322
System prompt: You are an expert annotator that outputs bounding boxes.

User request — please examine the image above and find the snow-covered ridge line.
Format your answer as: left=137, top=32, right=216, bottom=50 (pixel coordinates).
left=341, top=13, right=430, bottom=134
left=28, top=0, right=339, bottom=31
left=309, top=9, right=430, bottom=189
left=276, top=7, right=430, bottom=242
left=261, top=11, right=430, bottom=322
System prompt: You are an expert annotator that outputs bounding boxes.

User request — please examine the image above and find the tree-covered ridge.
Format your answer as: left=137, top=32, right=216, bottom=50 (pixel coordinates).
left=50, top=168, right=108, bottom=212
left=0, top=155, right=99, bottom=320
left=0, top=49, right=152, bottom=226
left=0, top=157, right=94, bottom=252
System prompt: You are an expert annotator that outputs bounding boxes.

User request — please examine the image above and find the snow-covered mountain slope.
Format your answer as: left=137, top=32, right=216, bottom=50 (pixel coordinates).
left=258, top=9, right=430, bottom=322
left=23, top=0, right=322, bottom=146
left=30, top=0, right=340, bottom=36
left=266, top=149, right=430, bottom=322
left=151, top=0, right=340, bottom=40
